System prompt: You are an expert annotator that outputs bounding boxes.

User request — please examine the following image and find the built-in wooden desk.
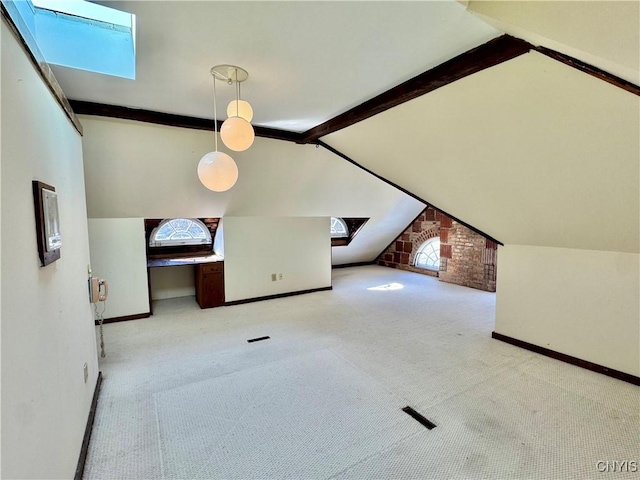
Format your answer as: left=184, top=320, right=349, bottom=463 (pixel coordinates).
left=147, top=254, right=225, bottom=309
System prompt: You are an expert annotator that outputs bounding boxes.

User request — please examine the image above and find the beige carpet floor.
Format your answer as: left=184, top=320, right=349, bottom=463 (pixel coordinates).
left=85, top=266, right=639, bottom=479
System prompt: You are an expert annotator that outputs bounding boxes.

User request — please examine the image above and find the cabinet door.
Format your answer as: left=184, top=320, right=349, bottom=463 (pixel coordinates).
left=195, top=263, right=225, bottom=308
left=202, top=272, right=225, bottom=307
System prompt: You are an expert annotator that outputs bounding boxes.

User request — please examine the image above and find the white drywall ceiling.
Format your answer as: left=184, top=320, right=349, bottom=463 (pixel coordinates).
left=52, top=1, right=500, bottom=132
left=51, top=1, right=639, bottom=254
left=324, top=51, right=640, bottom=253
left=467, top=0, right=640, bottom=84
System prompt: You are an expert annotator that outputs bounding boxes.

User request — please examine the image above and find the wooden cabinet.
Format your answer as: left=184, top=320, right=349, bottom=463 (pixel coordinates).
left=195, top=262, right=225, bottom=308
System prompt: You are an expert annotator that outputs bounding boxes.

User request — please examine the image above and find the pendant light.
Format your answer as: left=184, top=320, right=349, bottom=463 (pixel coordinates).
left=197, top=67, right=238, bottom=192
left=214, top=65, right=255, bottom=152
left=227, top=100, right=253, bottom=122
left=220, top=116, right=254, bottom=152
left=227, top=79, right=253, bottom=122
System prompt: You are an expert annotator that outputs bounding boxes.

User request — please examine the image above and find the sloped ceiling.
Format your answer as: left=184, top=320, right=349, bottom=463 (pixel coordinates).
left=80, top=116, right=425, bottom=264
left=467, top=1, right=639, bottom=84
left=37, top=1, right=640, bottom=257
left=324, top=51, right=640, bottom=253
left=53, top=1, right=500, bottom=131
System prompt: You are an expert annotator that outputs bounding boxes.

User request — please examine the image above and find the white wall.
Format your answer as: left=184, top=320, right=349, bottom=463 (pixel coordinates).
left=87, top=218, right=150, bottom=318
left=213, top=217, right=225, bottom=256
left=495, top=246, right=639, bottom=376
left=1, top=19, right=99, bottom=479
left=223, top=217, right=331, bottom=302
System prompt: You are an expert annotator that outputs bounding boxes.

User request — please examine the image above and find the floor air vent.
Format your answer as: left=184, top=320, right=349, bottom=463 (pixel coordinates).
left=247, top=336, right=271, bottom=343
left=402, top=406, right=437, bottom=429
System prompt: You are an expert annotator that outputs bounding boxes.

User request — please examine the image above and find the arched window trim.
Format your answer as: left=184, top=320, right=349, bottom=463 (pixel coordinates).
left=149, top=218, right=212, bottom=247
left=330, top=217, right=349, bottom=238
left=414, top=237, right=441, bottom=271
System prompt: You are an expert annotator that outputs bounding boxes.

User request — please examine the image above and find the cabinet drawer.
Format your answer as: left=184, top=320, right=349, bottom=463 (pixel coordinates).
left=200, top=262, right=223, bottom=274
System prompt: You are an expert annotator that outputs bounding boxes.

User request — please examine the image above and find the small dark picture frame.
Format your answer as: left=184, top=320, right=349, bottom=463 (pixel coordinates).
left=33, top=181, right=61, bottom=266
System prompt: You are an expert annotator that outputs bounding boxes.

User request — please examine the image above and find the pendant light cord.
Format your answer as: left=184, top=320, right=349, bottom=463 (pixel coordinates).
left=236, top=68, right=240, bottom=114
left=213, top=73, right=219, bottom=152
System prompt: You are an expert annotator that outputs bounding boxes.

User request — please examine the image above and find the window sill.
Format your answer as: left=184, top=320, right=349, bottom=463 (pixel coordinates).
left=147, top=254, right=223, bottom=268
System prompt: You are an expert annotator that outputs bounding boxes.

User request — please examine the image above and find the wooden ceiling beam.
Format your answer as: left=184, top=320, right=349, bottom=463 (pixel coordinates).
left=69, top=100, right=305, bottom=144
left=70, top=36, right=639, bottom=145
left=533, top=46, right=640, bottom=97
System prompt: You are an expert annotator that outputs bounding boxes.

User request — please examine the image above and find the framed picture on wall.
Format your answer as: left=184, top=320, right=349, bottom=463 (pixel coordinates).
left=33, top=181, right=61, bottom=266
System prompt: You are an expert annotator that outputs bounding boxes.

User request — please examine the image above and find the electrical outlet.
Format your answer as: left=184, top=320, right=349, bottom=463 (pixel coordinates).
left=271, top=273, right=277, bottom=281
left=83, top=363, right=88, bottom=383
left=279, top=273, right=283, bottom=280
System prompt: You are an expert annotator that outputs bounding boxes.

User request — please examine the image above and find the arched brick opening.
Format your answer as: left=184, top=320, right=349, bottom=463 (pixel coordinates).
left=376, top=206, right=498, bottom=292
left=409, top=227, right=439, bottom=266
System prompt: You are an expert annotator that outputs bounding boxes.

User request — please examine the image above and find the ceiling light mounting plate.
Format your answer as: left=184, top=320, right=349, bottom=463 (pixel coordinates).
left=211, top=65, right=248, bottom=83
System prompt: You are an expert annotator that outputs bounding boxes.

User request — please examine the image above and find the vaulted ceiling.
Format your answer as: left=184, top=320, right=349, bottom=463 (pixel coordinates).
left=53, top=1, right=639, bottom=129
left=51, top=1, right=639, bottom=258
left=53, top=1, right=501, bottom=131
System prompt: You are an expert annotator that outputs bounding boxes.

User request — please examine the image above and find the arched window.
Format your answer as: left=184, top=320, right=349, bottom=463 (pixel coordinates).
left=330, top=217, right=348, bottom=238
left=414, top=237, right=440, bottom=271
left=149, top=218, right=212, bottom=247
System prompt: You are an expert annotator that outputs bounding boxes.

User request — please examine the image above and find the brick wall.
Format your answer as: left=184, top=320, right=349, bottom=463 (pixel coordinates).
left=439, top=221, right=497, bottom=292
left=376, top=207, right=440, bottom=277
left=376, top=207, right=498, bottom=292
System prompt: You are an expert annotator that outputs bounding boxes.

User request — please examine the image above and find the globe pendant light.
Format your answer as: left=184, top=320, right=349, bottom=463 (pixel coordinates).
left=198, top=151, right=238, bottom=192
left=220, top=116, right=254, bottom=152
left=227, top=99, right=253, bottom=122
left=197, top=67, right=238, bottom=192
left=215, top=65, right=255, bottom=152
left=227, top=80, right=253, bottom=122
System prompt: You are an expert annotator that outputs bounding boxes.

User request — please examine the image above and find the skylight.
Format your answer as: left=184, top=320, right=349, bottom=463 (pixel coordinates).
left=11, top=0, right=136, bottom=79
